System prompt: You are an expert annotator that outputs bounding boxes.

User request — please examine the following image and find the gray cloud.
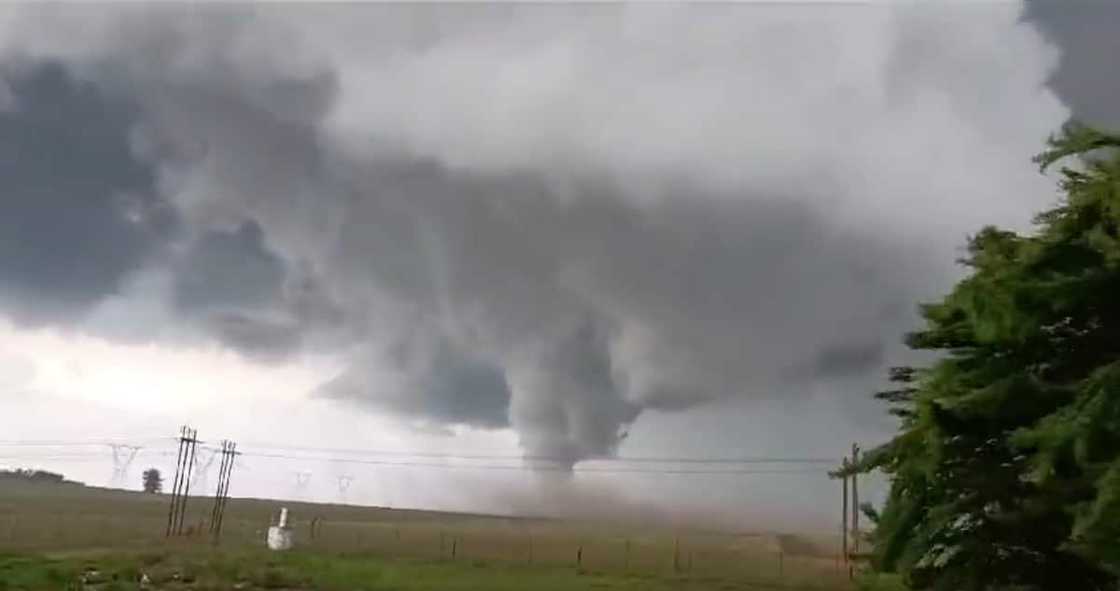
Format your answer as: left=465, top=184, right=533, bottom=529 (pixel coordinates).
left=810, top=341, right=887, bottom=380
left=321, top=334, right=512, bottom=430
left=0, top=61, right=168, bottom=324
left=1024, top=0, right=1120, bottom=131
left=207, top=312, right=301, bottom=363
left=172, top=221, right=285, bottom=315
left=171, top=221, right=304, bottom=361
left=0, top=4, right=1070, bottom=464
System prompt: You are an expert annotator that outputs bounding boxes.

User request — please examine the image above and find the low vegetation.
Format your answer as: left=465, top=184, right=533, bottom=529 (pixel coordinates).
left=0, top=549, right=850, bottom=591
left=0, top=476, right=851, bottom=590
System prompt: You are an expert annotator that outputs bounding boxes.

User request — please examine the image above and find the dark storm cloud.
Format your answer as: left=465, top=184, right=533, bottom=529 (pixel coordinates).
left=0, top=60, right=309, bottom=358
left=321, top=335, right=512, bottom=429
left=0, top=62, right=167, bottom=324
left=0, top=4, right=1069, bottom=463
left=208, top=312, right=301, bottom=362
left=1024, top=0, right=1120, bottom=131
left=170, top=221, right=299, bottom=359
left=172, top=221, right=285, bottom=315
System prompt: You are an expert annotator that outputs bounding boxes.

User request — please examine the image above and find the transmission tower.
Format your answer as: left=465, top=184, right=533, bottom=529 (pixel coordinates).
left=294, top=471, right=312, bottom=498
left=190, top=447, right=219, bottom=494
left=336, top=474, right=354, bottom=503
left=108, top=444, right=142, bottom=489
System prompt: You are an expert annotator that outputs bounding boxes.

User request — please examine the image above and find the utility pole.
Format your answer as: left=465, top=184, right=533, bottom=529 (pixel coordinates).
left=176, top=430, right=198, bottom=534
left=165, top=426, right=198, bottom=537
left=209, top=440, right=238, bottom=544
left=166, top=428, right=186, bottom=536
left=851, top=443, right=860, bottom=556
left=841, top=456, right=849, bottom=564
left=209, top=441, right=231, bottom=541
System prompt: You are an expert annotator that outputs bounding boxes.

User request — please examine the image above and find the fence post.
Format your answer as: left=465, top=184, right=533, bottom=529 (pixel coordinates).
left=673, top=536, right=680, bottom=573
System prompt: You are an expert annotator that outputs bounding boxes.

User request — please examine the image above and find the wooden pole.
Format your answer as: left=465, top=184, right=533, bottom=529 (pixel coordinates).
left=851, top=443, right=860, bottom=556
left=209, top=441, right=229, bottom=535
left=166, top=427, right=186, bottom=537
left=212, top=441, right=236, bottom=543
left=673, top=536, right=680, bottom=573
left=175, top=428, right=197, bottom=535
left=841, top=457, right=849, bottom=563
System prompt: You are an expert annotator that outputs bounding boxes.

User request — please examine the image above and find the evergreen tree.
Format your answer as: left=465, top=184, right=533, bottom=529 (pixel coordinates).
left=853, top=123, right=1120, bottom=590
left=142, top=468, right=163, bottom=494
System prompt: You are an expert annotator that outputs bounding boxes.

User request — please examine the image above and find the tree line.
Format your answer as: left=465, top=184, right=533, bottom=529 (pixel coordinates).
left=0, top=468, right=74, bottom=485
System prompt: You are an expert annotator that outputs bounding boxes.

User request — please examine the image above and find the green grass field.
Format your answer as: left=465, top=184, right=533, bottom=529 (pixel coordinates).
left=0, top=480, right=854, bottom=590
left=1, top=549, right=858, bottom=591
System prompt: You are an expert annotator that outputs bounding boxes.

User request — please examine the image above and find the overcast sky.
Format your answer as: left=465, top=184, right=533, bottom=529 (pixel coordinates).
left=0, top=1, right=1115, bottom=532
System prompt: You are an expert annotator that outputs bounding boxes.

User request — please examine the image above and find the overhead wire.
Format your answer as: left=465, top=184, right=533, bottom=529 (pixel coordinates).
left=234, top=441, right=836, bottom=465
left=0, top=438, right=837, bottom=475
left=230, top=450, right=830, bottom=476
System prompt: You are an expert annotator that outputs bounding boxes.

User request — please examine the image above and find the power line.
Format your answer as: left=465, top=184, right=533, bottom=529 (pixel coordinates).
left=0, top=455, right=152, bottom=463
left=0, top=438, right=169, bottom=448
left=235, top=441, right=836, bottom=465
left=1, top=450, right=827, bottom=475
left=237, top=450, right=828, bottom=476
left=0, top=451, right=176, bottom=461
left=0, top=439, right=837, bottom=473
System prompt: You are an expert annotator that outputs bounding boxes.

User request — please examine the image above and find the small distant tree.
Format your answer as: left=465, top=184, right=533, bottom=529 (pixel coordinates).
left=142, top=468, right=163, bottom=494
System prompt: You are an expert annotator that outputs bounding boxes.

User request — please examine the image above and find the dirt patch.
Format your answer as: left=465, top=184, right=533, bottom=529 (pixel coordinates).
left=774, top=534, right=828, bottom=558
